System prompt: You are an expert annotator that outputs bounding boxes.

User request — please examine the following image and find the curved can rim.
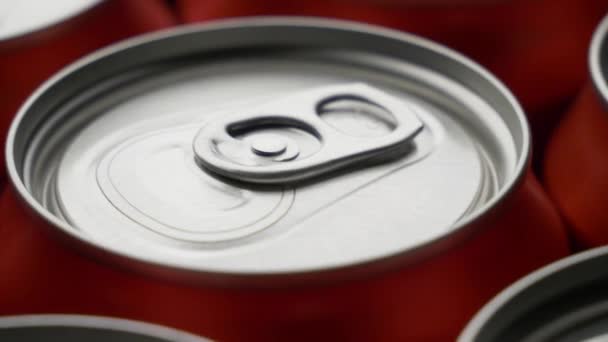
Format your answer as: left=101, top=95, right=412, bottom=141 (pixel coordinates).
left=5, top=17, right=531, bottom=286
left=0, top=314, right=208, bottom=341
left=458, top=246, right=608, bottom=341
left=590, top=13, right=608, bottom=105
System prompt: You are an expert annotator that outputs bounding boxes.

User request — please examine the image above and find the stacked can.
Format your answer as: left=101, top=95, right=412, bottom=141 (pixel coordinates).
left=544, top=14, right=608, bottom=248
left=174, top=0, right=608, bottom=151
left=1, top=19, right=569, bottom=341
left=0, top=0, right=176, bottom=190
left=459, top=246, right=608, bottom=342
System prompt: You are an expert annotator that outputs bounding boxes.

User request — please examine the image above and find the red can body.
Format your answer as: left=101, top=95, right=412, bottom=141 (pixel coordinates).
left=175, top=0, right=608, bottom=158
left=0, top=0, right=176, bottom=190
left=544, top=13, right=608, bottom=249
left=544, top=84, right=608, bottom=248
left=0, top=171, right=569, bottom=341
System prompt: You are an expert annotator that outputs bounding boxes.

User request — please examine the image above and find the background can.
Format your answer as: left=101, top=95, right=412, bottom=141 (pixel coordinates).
left=459, top=246, right=608, bottom=341
left=0, top=0, right=176, bottom=190
left=544, top=13, right=608, bottom=248
left=2, top=18, right=569, bottom=341
left=0, top=314, right=207, bottom=341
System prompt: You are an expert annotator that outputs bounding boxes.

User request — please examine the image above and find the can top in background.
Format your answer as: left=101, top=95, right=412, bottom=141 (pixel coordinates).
left=6, top=18, right=529, bottom=285
left=459, top=246, right=608, bottom=342
left=0, top=315, right=208, bottom=341
left=0, top=0, right=102, bottom=42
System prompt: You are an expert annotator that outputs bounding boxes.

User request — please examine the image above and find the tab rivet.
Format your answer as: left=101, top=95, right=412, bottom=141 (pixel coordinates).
left=250, top=134, right=288, bottom=156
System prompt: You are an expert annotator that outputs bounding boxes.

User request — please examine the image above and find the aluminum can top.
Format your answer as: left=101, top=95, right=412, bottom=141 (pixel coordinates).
left=6, top=18, right=529, bottom=284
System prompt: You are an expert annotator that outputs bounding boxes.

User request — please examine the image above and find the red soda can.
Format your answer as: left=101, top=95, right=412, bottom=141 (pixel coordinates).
left=0, top=0, right=176, bottom=190
left=1, top=18, right=569, bottom=341
left=174, top=0, right=608, bottom=154
left=0, top=314, right=208, bottom=341
left=459, top=246, right=608, bottom=341
left=544, top=13, right=608, bottom=248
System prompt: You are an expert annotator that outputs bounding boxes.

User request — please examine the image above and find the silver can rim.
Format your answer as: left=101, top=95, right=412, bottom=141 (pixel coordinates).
left=0, top=314, right=208, bottom=341
left=458, top=245, right=608, bottom=341
left=5, top=17, right=531, bottom=284
left=590, top=13, right=608, bottom=105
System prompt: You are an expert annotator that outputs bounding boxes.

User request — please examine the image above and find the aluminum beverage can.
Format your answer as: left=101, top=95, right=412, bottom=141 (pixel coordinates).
left=2, top=18, right=570, bottom=341
left=544, top=13, right=608, bottom=248
left=0, top=0, right=176, bottom=190
left=0, top=314, right=208, bottom=341
left=174, top=0, right=608, bottom=155
left=459, top=246, right=608, bottom=341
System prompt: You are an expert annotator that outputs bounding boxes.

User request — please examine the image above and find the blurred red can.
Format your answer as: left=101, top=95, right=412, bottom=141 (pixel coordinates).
left=1, top=19, right=569, bottom=341
left=175, top=0, right=608, bottom=155
left=0, top=0, right=176, bottom=190
left=544, top=14, right=608, bottom=248
left=460, top=245, right=608, bottom=341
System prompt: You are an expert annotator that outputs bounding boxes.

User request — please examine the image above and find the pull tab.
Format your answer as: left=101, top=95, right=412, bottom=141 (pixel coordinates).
left=193, top=83, right=424, bottom=184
